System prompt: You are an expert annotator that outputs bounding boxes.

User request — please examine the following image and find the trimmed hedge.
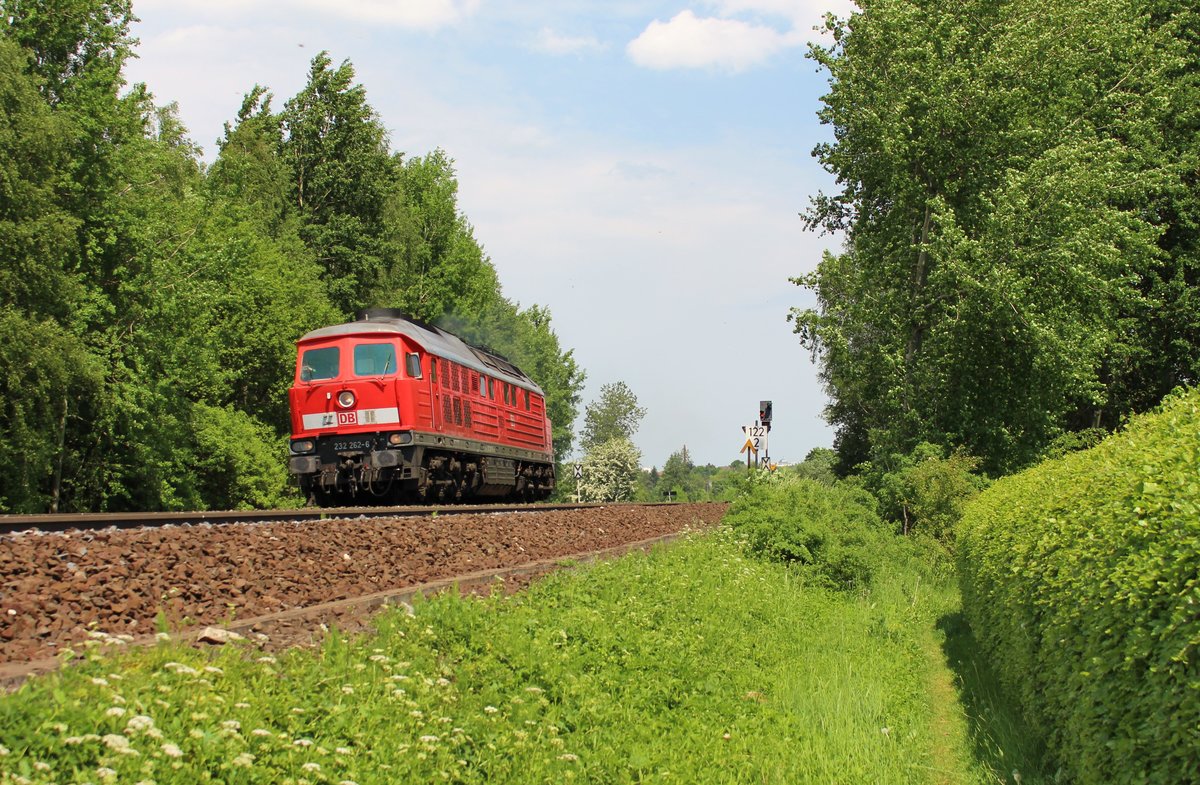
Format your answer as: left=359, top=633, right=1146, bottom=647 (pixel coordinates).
left=957, top=388, right=1200, bottom=784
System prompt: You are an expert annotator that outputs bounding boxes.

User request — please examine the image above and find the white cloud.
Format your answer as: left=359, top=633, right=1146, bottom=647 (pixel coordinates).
left=134, top=0, right=481, bottom=30
left=533, top=27, right=606, bottom=56
left=626, top=1, right=858, bottom=72
left=297, top=0, right=480, bottom=28
left=712, top=0, right=857, bottom=25
left=626, top=10, right=801, bottom=72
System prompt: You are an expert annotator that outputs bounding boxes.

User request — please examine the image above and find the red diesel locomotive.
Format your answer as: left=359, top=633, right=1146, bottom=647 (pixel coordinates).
left=287, top=309, right=556, bottom=505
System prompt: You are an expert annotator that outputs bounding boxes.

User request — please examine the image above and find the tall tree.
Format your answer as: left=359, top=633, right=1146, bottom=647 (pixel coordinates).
left=377, top=149, right=501, bottom=321
left=579, top=381, right=647, bottom=454
left=795, top=0, right=1198, bottom=475
left=281, top=52, right=400, bottom=315
left=658, top=445, right=695, bottom=498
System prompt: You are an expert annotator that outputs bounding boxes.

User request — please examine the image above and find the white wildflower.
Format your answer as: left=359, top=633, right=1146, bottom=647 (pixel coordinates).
left=91, top=677, right=109, bottom=687
left=341, top=685, right=354, bottom=695
left=409, top=710, right=423, bottom=718
left=32, top=761, right=51, bottom=772
left=102, top=734, right=130, bottom=751
left=155, top=632, right=171, bottom=641
left=339, top=781, right=360, bottom=785
left=335, top=747, right=353, bottom=755
left=251, top=729, right=273, bottom=737
left=125, top=715, right=154, bottom=732
left=221, top=720, right=241, bottom=732
left=436, top=677, right=450, bottom=686
left=293, top=738, right=314, bottom=747
left=302, top=762, right=321, bottom=773
left=419, top=735, right=439, bottom=743
left=204, top=665, right=223, bottom=675
left=162, top=742, right=184, bottom=758
left=369, top=654, right=388, bottom=662
left=163, top=662, right=199, bottom=676
left=97, top=767, right=118, bottom=779
left=483, top=706, right=499, bottom=714
left=256, top=655, right=277, bottom=664
left=231, top=752, right=255, bottom=767
left=234, top=702, right=251, bottom=709
left=558, top=753, right=579, bottom=762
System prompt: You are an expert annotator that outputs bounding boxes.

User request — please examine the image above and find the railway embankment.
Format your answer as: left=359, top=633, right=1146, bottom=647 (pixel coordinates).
left=0, top=503, right=726, bottom=667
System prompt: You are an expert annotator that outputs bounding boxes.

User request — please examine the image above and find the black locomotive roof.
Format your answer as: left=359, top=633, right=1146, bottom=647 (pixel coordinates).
left=299, top=314, right=543, bottom=394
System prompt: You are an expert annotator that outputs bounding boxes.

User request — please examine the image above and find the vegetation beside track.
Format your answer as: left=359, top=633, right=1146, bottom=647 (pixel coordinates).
left=0, top=496, right=1042, bottom=785
left=958, top=388, right=1200, bottom=784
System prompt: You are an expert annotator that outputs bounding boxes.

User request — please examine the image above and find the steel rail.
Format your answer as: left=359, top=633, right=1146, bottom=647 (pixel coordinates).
left=0, top=502, right=665, bottom=535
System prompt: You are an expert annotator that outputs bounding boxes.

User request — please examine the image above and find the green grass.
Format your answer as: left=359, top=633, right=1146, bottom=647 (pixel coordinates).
left=0, top=528, right=1043, bottom=784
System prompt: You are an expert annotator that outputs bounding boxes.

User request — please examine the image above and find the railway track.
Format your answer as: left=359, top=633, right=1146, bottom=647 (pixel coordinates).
left=0, top=501, right=650, bottom=535
left=0, top=502, right=729, bottom=687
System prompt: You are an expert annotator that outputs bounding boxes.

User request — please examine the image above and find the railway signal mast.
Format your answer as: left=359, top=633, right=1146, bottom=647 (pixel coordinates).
left=741, top=399, right=774, bottom=470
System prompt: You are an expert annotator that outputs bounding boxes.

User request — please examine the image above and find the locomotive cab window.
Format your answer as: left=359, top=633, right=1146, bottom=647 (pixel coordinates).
left=406, top=353, right=423, bottom=379
left=300, top=346, right=339, bottom=381
left=524, top=390, right=531, bottom=411
left=354, top=343, right=397, bottom=376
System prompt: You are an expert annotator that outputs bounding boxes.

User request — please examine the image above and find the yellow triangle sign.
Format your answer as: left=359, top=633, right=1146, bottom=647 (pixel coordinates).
left=740, top=438, right=757, bottom=454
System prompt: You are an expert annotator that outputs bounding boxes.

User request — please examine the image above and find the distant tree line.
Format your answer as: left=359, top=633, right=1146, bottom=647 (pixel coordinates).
left=0, top=1, right=584, bottom=513
left=795, top=0, right=1199, bottom=477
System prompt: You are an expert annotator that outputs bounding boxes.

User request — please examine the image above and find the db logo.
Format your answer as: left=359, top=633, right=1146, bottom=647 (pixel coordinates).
left=337, top=411, right=358, bottom=426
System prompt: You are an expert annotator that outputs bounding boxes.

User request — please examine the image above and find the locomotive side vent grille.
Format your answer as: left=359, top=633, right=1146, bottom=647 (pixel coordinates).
left=453, top=397, right=463, bottom=425
left=463, top=400, right=473, bottom=428
left=442, top=397, right=452, bottom=423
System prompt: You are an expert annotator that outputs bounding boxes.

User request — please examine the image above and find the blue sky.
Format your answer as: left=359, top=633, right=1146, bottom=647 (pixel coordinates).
left=124, top=0, right=855, bottom=468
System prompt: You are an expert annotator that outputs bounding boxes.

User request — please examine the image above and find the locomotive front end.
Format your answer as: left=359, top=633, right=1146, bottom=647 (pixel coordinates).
left=288, top=322, right=423, bottom=505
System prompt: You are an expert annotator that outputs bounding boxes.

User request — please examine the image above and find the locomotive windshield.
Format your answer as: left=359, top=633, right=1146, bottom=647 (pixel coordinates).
left=354, top=343, right=397, bottom=376
left=300, top=346, right=339, bottom=381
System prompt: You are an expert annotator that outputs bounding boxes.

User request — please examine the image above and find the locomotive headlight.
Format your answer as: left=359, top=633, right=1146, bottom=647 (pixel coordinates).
left=336, top=390, right=356, bottom=409
left=290, top=439, right=315, bottom=454
left=388, top=432, right=412, bottom=446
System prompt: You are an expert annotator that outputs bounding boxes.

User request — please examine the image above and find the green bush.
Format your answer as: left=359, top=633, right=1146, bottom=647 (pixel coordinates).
left=957, top=387, right=1200, bottom=784
left=189, top=402, right=299, bottom=509
left=866, top=442, right=986, bottom=543
left=724, top=477, right=889, bottom=590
